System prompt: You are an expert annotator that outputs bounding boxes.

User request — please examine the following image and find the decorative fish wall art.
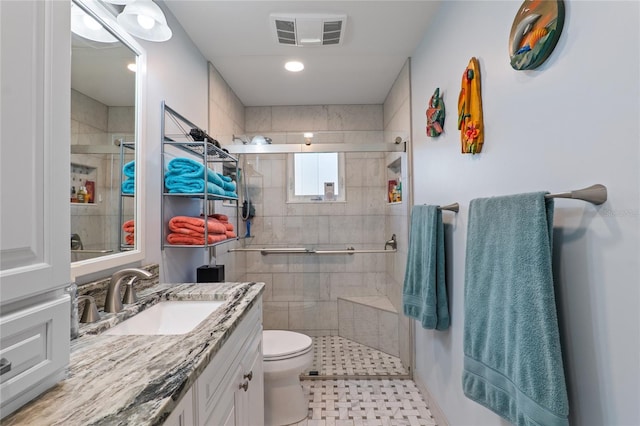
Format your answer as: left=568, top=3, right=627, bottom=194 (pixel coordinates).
left=509, top=0, right=565, bottom=70
left=426, top=88, right=445, bottom=137
left=457, top=58, right=484, bottom=154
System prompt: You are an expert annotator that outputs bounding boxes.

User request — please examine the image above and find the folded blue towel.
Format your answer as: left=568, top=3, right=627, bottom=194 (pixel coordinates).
left=123, top=161, right=135, bottom=178
left=462, top=192, right=568, bottom=426
left=164, top=175, right=225, bottom=196
left=222, top=179, right=236, bottom=192
left=121, top=178, right=135, bottom=194
left=402, top=205, right=449, bottom=330
left=166, top=157, right=223, bottom=187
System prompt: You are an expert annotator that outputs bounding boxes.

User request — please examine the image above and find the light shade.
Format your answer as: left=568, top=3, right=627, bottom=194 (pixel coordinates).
left=117, top=0, right=172, bottom=42
left=71, top=3, right=118, bottom=43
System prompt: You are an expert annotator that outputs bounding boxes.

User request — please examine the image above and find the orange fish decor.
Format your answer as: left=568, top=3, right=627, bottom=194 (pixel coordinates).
left=509, top=0, right=565, bottom=70
left=457, top=57, right=484, bottom=154
left=426, top=88, right=445, bottom=137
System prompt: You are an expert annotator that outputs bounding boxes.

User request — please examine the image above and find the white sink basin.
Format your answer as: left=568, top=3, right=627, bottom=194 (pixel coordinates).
left=104, top=300, right=225, bottom=335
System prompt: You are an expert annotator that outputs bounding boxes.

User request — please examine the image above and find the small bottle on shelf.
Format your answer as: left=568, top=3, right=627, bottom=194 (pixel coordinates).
left=71, top=186, right=77, bottom=203
left=77, top=186, right=87, bottom=203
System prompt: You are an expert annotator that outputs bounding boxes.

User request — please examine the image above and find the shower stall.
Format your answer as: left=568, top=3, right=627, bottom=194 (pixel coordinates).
left=223, top=129, right=412, bottom=379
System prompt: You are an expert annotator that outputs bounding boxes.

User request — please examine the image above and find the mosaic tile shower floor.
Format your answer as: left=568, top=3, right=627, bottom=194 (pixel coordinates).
left=291, top=379, right=437, bottom=426
left=304, top=336, right=409, bottom=378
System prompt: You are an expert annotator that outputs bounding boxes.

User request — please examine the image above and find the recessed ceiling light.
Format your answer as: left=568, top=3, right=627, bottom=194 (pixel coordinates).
left=127, top=63, right=137, bottom=72
left=285, top=61, right=304, bottom=72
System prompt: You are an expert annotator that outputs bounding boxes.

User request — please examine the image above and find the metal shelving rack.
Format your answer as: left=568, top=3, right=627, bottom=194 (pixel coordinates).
left=118, top=141, right=135, bottom=251
left=161, top=101, right=239, bottom=251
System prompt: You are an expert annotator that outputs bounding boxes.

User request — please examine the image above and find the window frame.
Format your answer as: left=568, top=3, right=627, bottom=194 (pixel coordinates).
left=286, top=152, right=346, bottom=203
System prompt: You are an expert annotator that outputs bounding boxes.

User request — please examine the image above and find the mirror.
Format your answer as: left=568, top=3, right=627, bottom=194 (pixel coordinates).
left=70, top=0, right=146, bottom=280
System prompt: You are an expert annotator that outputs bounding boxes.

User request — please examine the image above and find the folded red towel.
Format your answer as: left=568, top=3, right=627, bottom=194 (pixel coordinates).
left=169, top=216, right=227, bottom=235
left=125, top=234, right=134, bottom=245
left=167, top=233, right=227, bottom=245
left=226, top=230, right=237, bottom=239
left=209, top=213, right=228, bottom=222
left=122, top=220, right=135, bottom=233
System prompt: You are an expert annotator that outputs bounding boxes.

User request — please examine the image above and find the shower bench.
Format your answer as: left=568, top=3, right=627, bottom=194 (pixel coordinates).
left=337, top=296, right=399, bottom=357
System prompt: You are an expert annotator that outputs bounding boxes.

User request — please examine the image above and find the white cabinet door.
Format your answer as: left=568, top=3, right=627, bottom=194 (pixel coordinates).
left=235, top=330, right=264, bottom=426
left=0, top=0, right=71, bottom=302
left=164, top=387, right=194, bottom=426
left=0, top=0, right=71, bottom=419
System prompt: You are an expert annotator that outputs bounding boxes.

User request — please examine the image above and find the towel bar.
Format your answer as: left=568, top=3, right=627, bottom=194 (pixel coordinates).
left=228, top=247, right=397, bottom=255
left=438, top=203, right=459, bottom=212
left=545, top=184, right=607, bottom=205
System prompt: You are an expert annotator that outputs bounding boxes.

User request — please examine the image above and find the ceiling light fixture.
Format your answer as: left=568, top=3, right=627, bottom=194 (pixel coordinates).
left=127, top=63, right=137, bottom=72
left=285, top=61, right=304, bottom=72
left=117, top=0, right=173, bottom=42
left=71, top=3, right=118, bottom=43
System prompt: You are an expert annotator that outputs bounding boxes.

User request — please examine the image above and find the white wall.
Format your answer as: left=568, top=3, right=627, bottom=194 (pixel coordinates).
left=410, top=1, right=639, bottom=425
left=139, top=4, right=210, bottom=283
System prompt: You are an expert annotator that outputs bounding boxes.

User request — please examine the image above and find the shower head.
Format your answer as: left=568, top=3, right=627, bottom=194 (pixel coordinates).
left=250, top=135, right=272, bottom=145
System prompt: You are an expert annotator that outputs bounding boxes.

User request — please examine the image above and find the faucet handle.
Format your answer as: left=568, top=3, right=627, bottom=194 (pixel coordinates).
left=122, top=276, right=139, bottom=304
left=77, top=295, right=100, bottom=323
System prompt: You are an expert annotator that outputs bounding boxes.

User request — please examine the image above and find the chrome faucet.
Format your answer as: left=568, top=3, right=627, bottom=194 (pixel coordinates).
left=104, top=268, right=154, bottom=313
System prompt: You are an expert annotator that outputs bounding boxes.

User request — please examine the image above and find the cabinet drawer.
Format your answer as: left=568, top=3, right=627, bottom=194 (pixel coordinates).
left=197, top=301, right=262, bottom=423
left=0, top=296, right=70, bottom=410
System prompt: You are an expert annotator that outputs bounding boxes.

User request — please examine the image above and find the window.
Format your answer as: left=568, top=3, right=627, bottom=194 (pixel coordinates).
left=287, top=152, right=345, bottom=202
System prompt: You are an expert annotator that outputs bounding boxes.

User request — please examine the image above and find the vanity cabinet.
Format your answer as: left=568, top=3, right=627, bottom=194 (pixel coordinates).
left=161, top=103, right=240, bottom=252
left=0, top=0, right=71, bottom=419
left=165, top=299, right=264, bottom=426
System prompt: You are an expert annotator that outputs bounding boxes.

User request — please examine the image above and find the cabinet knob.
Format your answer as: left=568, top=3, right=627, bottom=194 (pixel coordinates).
left=243, top=371, right=253, bottom=381
left=239, top=381, right=249, bottom=392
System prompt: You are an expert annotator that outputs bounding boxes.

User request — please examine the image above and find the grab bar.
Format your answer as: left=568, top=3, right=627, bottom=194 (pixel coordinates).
left=228, top=247, right=397, bottom=255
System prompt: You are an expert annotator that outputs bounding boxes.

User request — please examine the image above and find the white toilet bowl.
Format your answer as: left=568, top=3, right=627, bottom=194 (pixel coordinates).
left=263, top=330, right=313, bottom=426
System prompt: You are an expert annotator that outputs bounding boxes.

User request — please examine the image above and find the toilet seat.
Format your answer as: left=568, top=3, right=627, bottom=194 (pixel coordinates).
left=263, top=330, right=313, bottom=361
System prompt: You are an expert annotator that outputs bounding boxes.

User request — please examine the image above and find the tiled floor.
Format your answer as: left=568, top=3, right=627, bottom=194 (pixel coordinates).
left=304, top=336, right=409, bottom=378
left=291, top=379, right=437, bottom=426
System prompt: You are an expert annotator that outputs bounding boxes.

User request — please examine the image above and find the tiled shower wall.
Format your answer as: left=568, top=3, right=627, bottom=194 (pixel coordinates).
left=207, top=62, right=247, bottom=281
left=240, top=105, right=391, bottom=337
left=382, top=60, right=412, bottom=369
left=70, top=89, right=134, bottom=258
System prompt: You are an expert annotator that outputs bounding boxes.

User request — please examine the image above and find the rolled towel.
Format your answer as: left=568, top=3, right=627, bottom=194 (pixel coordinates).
left=123, top=161, right=135, bottom=178
left=166, top=157, right=223, bottom=187
left=167, top=233, right=227, bottom=245
left=122, top=178, right=135, bottom=194
left=125, top=234, right=135, bottom=245
left=168, top=216, right=227, bottom=235
left=220, top=174, right=232, bottom=182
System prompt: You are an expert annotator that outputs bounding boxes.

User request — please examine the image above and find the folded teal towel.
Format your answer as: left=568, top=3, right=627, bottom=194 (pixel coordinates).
left=164, top=175, right=225, bottom=196
left=222, top=179, right=236, bottom=192
left=402, top=205, right=449, bottom=330
left=121, top=178, right=134, bottom=194
left=462, top=192, right=568, bottom=426
left=123, top=161, right=135, bottom=178
left=166, top=157, right=223, bottom=187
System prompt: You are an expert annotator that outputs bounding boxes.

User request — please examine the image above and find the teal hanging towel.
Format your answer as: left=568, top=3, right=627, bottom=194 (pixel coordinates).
left=402, top=205, right=449, bottom=330
left=463, top=192, right=569, bottom=426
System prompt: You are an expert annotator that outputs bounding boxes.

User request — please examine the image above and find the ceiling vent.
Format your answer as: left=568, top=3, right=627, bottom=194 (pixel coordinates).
left=270, top=13, right=347, bottom=47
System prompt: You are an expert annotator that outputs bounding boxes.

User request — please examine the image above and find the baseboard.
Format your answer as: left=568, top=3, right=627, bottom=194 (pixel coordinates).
left=414, top=375, right=450, bottom=426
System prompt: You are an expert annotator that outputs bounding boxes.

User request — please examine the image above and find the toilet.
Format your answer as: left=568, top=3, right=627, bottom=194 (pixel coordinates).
left=263, top=330, right=314, bottom=426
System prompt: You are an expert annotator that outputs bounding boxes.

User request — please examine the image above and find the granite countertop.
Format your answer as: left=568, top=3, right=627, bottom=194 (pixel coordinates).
left=4, top=281, right=264, bottom=426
